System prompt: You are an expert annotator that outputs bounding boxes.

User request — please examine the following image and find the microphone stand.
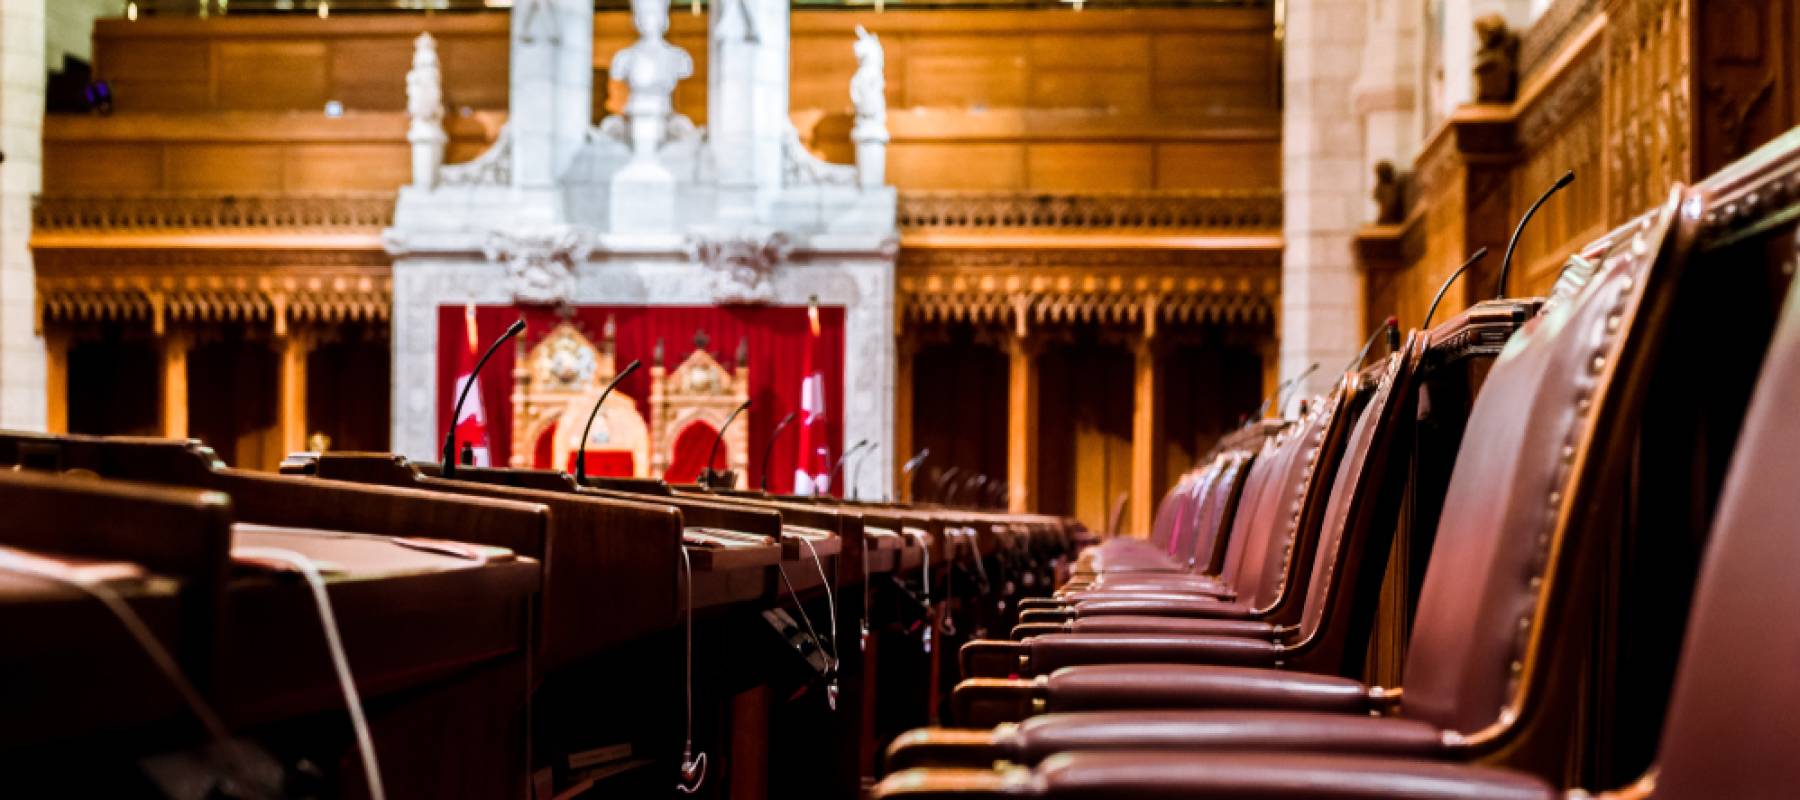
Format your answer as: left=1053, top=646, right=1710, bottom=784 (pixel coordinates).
left=572, top=360, right=643, bottom=486
left=699, top=400, right=751, bottom=490
left=442, top=318, right=525, bottom=479
left=1423, top=248, right=1489, bottom=329
left=759, top=412, right=798, bottom=492
left=1495, top=170, right=1575, bottom=299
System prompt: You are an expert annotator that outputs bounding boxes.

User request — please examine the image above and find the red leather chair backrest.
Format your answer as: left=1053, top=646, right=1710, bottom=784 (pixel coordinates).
left=1236, top=386, right=1354, bottom=614
left=1185, top=450, right=1253, bottom=573
left=1212, top=430, right=1284, bottom=584
left=1145, top=473, right=1193, bottom=550
left=1161, top=465, right=1217, bottom=559
left=1400, top=188, right=1692, bottom=736
left=1649, top=187, right=1800, bottom=800
left=1294, top=335, right=1424, bottom=657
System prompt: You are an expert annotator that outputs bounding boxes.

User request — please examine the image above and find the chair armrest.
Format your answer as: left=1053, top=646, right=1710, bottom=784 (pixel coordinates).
left=1024, top=633, right=1281, bottom=674
left=1028, top=751, right=1556, bottom=799
left=1070, top=596, right=1252, bottom=618
left=1042, top=664, right=1374, bottom=715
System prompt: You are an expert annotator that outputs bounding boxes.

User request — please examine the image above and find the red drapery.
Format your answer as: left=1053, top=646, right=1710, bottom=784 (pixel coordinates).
left=664, top=421, right=726, bottom=484
left=437, top=304, right=845, bottom=494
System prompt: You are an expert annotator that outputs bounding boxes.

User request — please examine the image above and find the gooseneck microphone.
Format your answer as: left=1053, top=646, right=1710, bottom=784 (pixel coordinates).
left=759, top=412, right=798, bottom=492
left=1344, top=316, right=1399, bottom=375
left=849, top=442, right=879, bottom=501
left=443, top=318, right=525, bottom=479
left=1257, top=362, right=1319, bottom=419
left=1495, top=170, right=1575, bottom=300
left=1423, top=248, right=1489, bottom=329
left=700, top=399, right=751, bottom=489
left=573, top=359, right=643, bottom=485
left=901, top=448, right=930, bottom=500
left=829, top=439, right=870, bottom=493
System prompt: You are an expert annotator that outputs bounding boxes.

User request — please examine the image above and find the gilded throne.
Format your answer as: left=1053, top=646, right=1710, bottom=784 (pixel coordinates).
left=510, top=317, right=651, bottom=476
left=649, top=332, right=751, bottom=487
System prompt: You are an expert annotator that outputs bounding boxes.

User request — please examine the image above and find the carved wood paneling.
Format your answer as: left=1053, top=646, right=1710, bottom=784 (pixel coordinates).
left=35, top=248, right=392, bottom=335
left=1604, top=0, right=1693, bottom=221
left=898, top=248, right=1280, bottom=330
left=35, top=193, right=395, bottom=232
left=897, top=190, right=1281, bottom=231
left=1693, top=0, right=1796, bottom=177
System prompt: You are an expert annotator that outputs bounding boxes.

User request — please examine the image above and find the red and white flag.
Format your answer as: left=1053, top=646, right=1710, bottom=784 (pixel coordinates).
left=451, top=304, right=493, bottom=467
left=793, top=300, right=831, bottom=496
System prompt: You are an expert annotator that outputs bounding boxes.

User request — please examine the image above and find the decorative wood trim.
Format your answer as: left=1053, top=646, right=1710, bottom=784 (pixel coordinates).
left=1520, top=0, right=1604, bottom=81
left=35, top=193, right=395, bottom=233
left=898, top=191, right=1282, bottom=232
left=898, top=248, right=1280, bottom=330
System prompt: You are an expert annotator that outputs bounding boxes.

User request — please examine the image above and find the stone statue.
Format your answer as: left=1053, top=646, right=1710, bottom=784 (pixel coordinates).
left=406, top=33, right=447, bottom=188
left=1472, top=13, right=1519, bottom=104
left=611, top=0, right=693, bottom=162
left=850, top=25, right=889, bottom=189
left=1373, top=160, right=1407, bottom=225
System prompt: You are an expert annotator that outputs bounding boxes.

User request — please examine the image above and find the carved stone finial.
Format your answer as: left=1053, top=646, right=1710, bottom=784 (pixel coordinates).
left=406, top=32, right=447, bottom=188
left=850, top=25, right=889, bottom=188
left=1373, top=160, right=1408, bottom=225
left=654, top=337, right=665, bottom=367
left=1473, top=13, right=1519, bottom=104
left=736, top=337, right=748, bottom=368
left=693, top=329, right=710, bottom=351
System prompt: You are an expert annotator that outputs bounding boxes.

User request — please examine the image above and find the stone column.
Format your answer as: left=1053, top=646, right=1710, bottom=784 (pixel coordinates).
left=277, top=331, right=312, bottom=457
left=1282, top=0, right=1368, bottom=399
left=1128, top=330, right=1163, bottom=537
left=1353, top=0, right=1423, bottom=218
left=1005, top=331, right=1039, bottom=513
left=710, top=0, right=791, bottom=223
left=0, top=0, right=46, bottom=430
left=509, top=0, right=592, bottom=196
left=894, top=332, right=915, bottom=502
left=161, top=331, right=190, bottom=439
left=43, top=329, right=66, bottom=433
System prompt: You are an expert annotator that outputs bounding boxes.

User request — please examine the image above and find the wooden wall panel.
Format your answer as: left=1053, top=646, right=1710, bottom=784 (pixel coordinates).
left=73, top=9, right=1280, bottom=194
left=283, top=144, right=412, bottom=192
left=215, top=41, right=331, bottom=111
left=165, top=144, right=286, bottom=192
left=41, top=143, right=164, bottom=193
left=1155, top=141, right=1283, bottom=189
left=1026, top=144, right=1152, bottom=191
left=887, top=143, right=1024, bottom=190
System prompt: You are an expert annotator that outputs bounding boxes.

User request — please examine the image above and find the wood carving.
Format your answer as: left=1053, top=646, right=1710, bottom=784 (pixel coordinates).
left=1474, top=13, right=1521, bottom=104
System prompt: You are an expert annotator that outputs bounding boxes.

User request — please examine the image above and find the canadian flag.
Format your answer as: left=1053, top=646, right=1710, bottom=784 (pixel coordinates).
left=451, top=304, right=493, bottom=467
left=792, top=300, right=831, bottom=496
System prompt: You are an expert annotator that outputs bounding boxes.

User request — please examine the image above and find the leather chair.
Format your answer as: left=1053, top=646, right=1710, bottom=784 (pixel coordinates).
left=965, top=377, right=1366, bottom=681
left=873, top=155, right=1800, bottom=799
left=879, top=184, right=1698, bottom=775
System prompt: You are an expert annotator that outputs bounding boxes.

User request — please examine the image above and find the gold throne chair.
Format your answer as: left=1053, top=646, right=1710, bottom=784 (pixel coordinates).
left=648, top=332, right=750, bottom=487
left=510, top=316, right=651, bottom=477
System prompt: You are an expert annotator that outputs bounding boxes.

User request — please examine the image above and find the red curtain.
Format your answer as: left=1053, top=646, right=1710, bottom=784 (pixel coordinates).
left=664, top=421, right=726, bottom=484
left=437, top=304, right=845, bottom=494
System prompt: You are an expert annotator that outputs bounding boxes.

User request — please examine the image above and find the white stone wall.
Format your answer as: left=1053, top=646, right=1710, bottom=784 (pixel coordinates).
left=1280, top=0, right=1368, bottom=402
left=391, top=249, right=897, bottom=500
left=0, top=0, right=45, bottom=430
